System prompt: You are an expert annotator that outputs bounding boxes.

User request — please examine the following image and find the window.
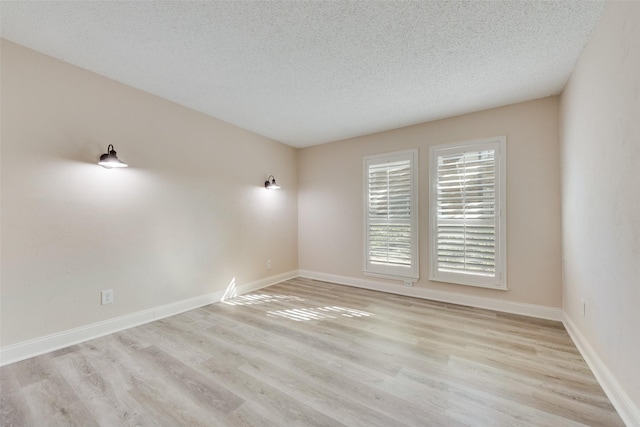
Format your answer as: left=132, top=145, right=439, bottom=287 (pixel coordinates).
left=429, top=137, right=507, bottom=289
left=364, top=150, right=418, bottom=281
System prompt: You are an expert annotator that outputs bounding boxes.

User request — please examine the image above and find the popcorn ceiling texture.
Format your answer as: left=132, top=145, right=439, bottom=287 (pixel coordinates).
left=0, top=1, right=605, bottom=147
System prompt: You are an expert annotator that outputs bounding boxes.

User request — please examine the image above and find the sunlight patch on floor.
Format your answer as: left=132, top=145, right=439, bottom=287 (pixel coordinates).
left=266, top=306, right=374, bottom=321
left=222, top=293, right=305, bottom=306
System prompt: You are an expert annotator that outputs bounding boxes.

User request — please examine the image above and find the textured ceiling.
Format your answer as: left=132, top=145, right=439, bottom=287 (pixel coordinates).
left=0, top=1, right=605, bottom=148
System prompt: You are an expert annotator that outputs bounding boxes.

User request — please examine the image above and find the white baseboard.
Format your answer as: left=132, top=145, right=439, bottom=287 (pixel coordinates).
left=0, top=270, right=298, bottom=367
left=298, top=270, right=563, bottom=321
left=563, top=314, right=640, bottom=427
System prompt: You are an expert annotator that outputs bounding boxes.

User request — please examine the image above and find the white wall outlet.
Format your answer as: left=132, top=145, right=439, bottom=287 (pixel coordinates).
left=403, top=280, right=413, bottom=287
left=581, top=299, right=586, bottom=317
left=101, top=289, right=114, bottom=305
left=266, top=260, right=272, bottom=270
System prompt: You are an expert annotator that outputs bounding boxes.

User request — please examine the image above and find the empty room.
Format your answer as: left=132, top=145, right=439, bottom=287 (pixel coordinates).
left=1, top=1, right=638, bottom=426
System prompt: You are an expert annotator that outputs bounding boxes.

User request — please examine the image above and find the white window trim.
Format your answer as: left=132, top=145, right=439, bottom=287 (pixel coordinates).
left=428, top=136, right=507, bottom=290
left=363, top=149, right=419, bottom=282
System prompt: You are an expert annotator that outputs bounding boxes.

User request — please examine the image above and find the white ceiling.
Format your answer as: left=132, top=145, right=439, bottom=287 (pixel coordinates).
left=1, top=1, right=605, bottom=148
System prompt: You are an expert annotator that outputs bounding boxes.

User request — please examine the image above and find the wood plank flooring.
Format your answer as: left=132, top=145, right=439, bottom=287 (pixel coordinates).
left=1, top=278, right=625, bottom=426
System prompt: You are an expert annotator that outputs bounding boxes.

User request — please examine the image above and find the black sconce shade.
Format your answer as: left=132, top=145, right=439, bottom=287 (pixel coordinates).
left=99, top=144, right=128, bottom=168
left=265, top=175, right=280, bottom=189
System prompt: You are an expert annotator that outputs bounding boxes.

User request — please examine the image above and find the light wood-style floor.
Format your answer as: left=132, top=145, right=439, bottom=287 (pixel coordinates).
left=1, top=278, right=624, bottom=426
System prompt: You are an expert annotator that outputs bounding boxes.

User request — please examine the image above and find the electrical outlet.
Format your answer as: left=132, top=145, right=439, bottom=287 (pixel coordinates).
left=581, top=299, right=586, bottom=317
left=403, top=280, right=413, bottom=287
left=101, top=290, right=114, bottom=305
left=266, top=260, right=272, bottom=270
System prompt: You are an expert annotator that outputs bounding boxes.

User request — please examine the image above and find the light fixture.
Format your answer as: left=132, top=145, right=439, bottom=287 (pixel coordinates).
left=98, top=144, right=128, bottom=168
left=264, top=175, right=280, bottom=189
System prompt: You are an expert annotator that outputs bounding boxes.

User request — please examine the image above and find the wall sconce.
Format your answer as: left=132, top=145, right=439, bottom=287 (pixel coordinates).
left=264, top=175, right=281, bottom=189
left=98, top=144, right=128, bottom=168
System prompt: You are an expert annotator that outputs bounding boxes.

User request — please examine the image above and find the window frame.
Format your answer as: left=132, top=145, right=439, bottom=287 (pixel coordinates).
left=428, top=136, right=507, bottom=290
left=363, top=149, right=419, bottom=282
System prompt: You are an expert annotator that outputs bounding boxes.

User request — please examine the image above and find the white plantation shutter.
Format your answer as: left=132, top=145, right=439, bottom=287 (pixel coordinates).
left=429, top=138, right=507, bottom=289
left=437, top=150, right=496, bottom=275
left=364, top=150, right=418, bottom=280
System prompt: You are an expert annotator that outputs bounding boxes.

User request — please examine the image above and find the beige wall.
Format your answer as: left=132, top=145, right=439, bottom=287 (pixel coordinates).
left=0, top=40, right=298, bottom=346
left=561, top=1, right=640, bottom=413
left=299, top=97, right=562, bottom=307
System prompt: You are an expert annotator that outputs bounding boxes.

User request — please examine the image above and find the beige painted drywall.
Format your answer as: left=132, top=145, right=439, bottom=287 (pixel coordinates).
left=561, top=1, right=640, bottom=412
left=299, top=97, right=562, bottom=307
left=0, top=40, right=298, bottom=347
